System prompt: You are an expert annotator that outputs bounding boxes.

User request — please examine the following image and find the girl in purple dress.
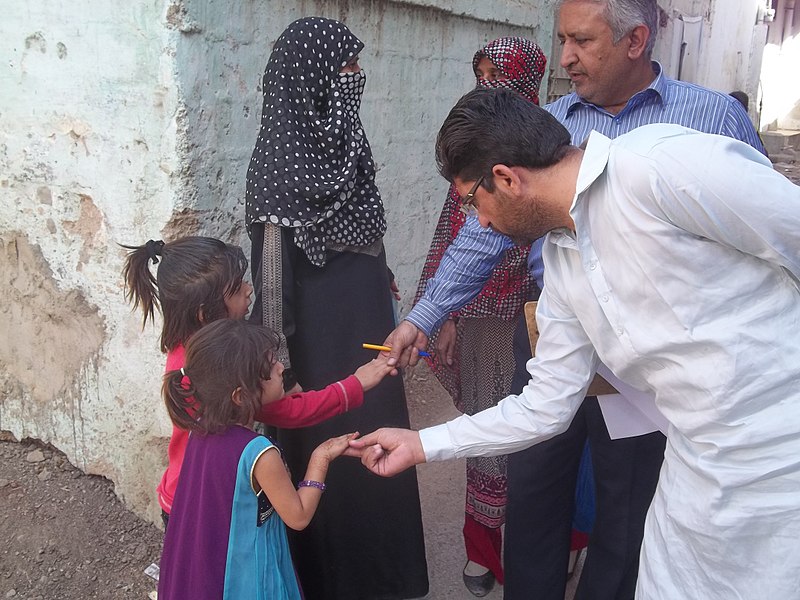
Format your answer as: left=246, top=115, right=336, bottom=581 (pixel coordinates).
left=157, top=318, right=392, bottom=600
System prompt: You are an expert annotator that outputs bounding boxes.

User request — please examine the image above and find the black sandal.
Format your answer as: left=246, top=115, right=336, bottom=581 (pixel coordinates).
left=462, top=562, right=496, bottom=597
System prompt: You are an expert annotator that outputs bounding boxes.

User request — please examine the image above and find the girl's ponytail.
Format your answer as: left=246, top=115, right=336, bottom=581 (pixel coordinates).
left=121, top=240, right=165, bottom=328
left=162, top=368, right=201, bottom=432
left=161, top=320, right=280, bottom=434
left=120, top=236, right=247, bottom=353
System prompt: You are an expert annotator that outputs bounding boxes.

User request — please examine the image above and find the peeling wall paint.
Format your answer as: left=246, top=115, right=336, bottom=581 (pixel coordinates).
left=1, top=0, right=182, bottom=523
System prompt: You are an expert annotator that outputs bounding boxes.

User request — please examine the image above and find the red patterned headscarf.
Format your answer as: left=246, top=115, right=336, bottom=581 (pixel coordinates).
left=415, top=36, right=547, bottom=327
left=414, top=37, right=547, bottom=403
left=473, top=37, right=547, bottom=105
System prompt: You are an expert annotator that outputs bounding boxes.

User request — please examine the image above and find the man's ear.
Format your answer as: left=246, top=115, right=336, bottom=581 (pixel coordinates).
left=627, top=24, right=650, bottom=60
left=491, top=164, right=521, bottom=195
left=197, top=305, right=207, bottom=325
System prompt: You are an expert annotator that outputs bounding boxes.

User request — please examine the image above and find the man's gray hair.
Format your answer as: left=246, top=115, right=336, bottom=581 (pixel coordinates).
left=558, top=0, right=659, bottom=56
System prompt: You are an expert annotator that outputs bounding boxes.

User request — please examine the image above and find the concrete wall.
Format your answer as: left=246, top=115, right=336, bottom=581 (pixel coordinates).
left=653, top=0, right=768, bottom=125
left=1, top=0, right=180, bottom=517
left=1, top=0, right=556, bottom=523
left=761, top=0, right=800, bottom=131
left=171, top=0, right=556, bottom=300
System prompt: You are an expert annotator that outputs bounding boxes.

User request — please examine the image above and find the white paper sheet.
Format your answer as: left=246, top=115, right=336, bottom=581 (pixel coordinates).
left=594, top=364, right=669, bottom=439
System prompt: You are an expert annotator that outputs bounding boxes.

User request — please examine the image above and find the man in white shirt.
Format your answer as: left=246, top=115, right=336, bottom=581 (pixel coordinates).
left=349, top=88, right=800, bottom=599
left=394, top=2, right=766, bottom=596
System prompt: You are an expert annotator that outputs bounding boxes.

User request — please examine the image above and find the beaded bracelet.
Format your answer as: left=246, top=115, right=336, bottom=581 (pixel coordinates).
left=297, top=480, right=327, bottom=491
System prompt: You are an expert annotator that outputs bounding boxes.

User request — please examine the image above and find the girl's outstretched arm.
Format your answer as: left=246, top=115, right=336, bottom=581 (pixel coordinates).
left=255, top=376, right=363, bottom=428
left=254, top=432, right=359, bottom=530
left=255, top=354, right=394, bottom=428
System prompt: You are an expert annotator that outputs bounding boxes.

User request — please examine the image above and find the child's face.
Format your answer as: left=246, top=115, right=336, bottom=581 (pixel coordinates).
left=225, top=280, right=253, bottom=320
left=260, top=360, right=285, bottom=404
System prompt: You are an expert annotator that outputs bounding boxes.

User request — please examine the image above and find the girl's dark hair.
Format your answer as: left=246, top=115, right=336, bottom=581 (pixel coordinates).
left=121, top=236, right=248, bottom=352
left=162, top=319, right=281, bottom=434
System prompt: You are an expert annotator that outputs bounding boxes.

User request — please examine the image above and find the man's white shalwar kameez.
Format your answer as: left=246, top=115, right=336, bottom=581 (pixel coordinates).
left=420, top=124, right=800, bottom=598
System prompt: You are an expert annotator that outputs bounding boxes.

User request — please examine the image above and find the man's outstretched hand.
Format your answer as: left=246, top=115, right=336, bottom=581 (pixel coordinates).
left=347, top=428, right=426, bottom=477
left=383, top=320, right=429, bottom=369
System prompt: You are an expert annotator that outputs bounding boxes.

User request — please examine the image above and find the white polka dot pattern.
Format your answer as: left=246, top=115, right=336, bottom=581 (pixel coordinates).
left=245, top=17, right=386, bottom=267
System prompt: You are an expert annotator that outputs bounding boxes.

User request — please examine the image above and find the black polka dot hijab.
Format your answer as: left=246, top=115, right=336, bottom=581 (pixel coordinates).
left=472, top=37, right=547, bottom=105
left=246, top=16, right=387, bottom=267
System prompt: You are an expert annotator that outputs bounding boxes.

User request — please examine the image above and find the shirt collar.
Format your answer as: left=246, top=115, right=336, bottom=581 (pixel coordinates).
left=547, top=130, right=612, bottom=249
left=565, top=61, right=666, bottom=117
left=571, top=130, right=612, bottom=212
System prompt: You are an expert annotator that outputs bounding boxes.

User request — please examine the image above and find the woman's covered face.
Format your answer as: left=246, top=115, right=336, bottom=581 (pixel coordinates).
left=472, top=37, right=547, bottom=106
left=474, top=56, right=506, bottom=82
left=340, top=56, right=362, bottom=73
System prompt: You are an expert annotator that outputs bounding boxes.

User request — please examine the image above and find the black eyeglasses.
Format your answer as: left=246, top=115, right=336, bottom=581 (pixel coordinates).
left=459, top=176, right=484, bottom=215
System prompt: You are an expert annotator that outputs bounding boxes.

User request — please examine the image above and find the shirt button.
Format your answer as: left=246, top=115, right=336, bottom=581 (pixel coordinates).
left=601, top=295, right=609, bottom=302
left=616, top=327, right=624, bottom=336
left=589, top=262, right=597, bottom=270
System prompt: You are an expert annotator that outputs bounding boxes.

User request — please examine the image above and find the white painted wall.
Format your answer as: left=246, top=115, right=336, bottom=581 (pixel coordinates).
left=0, top=0, right=555, bottom=522
left=1, top=0, right=180, bottom=516
left=760, top=0, right=800, bottom=130
left=653, top=0, right=769, bottom=125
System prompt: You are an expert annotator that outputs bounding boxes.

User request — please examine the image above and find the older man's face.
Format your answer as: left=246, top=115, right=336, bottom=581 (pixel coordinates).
left=557, top=1, right=641, bottom=110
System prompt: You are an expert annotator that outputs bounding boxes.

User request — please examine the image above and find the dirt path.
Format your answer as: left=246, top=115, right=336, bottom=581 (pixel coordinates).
left=0, top=432, right=164, bottom=599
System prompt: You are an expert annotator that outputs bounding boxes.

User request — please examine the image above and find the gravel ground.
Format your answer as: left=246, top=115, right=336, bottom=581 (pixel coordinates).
left=773, top=156, right=800, bottom=185
left=0, top=432, right=164, bottom=600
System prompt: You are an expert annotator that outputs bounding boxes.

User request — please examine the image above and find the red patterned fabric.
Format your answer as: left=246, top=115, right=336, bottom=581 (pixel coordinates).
left=413, top=36, right=547, bottom=351
left=473, top=36, right=547, bottom=105
left=464, top=514, right=505, bottom=583
left=413, top=40, right=547, bottom=562
left=415, top=188, right=535, bottom=325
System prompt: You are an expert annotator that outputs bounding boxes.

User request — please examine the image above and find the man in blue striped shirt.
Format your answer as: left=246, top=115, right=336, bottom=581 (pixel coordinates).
left=385, top=1, right=765, bottom=598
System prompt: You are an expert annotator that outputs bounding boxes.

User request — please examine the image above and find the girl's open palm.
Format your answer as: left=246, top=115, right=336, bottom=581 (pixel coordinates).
left=254, top=433, right=358, bottom=531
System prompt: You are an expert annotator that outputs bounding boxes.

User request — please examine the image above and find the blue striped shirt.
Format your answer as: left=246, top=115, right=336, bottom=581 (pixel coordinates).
left=408, top=63, right=765, bottom=335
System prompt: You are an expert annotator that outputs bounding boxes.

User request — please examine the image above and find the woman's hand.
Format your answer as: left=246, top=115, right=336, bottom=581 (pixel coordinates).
left=436, top=319, right=457, bottom=367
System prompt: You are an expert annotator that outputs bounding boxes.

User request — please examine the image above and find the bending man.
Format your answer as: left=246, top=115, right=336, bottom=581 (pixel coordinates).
left=351, top=87, right=800, bottom=600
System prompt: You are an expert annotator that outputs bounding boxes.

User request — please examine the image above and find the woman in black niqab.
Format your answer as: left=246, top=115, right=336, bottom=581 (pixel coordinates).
left=245, top=17, right=429, bottom=600
left=246, top=17, right=386, bottom=267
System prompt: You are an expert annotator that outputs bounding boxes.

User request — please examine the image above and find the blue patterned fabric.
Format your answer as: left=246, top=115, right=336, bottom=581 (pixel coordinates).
left=546, top=62, right=765, bottom=150
left=223, top=436, right=301, bottom=600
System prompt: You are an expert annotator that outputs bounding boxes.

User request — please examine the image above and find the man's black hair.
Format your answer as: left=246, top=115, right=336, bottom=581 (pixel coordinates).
left=436, top=88, right=572, bottom=191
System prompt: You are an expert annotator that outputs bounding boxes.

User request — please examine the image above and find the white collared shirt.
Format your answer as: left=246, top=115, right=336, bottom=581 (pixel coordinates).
left=420, top=124, right=800, bottom=598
